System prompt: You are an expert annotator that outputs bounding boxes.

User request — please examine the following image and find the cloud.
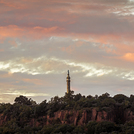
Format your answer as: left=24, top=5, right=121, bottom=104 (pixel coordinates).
left=0, top=25, right=60, bottom=41
left=123, top=53, right=134, bottom=62
left=3, top=92, right=49, bottom=97
left=0, top=55, right=134, bottom=81
left=0, top=91, right=49, bottom=103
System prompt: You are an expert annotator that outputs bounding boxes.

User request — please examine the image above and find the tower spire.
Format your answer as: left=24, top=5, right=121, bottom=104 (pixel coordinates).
left=68, top=70, right=69, bottom=76
left=66, top=70, right=70, bottom=93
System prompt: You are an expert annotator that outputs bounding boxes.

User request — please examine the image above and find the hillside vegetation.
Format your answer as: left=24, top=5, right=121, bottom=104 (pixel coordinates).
left=0, top=91, right=134, bottom=133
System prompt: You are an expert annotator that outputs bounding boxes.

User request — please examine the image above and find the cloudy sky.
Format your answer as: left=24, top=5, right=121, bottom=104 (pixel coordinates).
left=1, top=0, right=134, bottom=103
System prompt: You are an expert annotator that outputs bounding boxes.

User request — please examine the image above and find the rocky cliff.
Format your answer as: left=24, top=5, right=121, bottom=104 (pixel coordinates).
left=1, top=108, right=134, bottom=127
left=47, top=109, right=113, bottom=126
left=0, top=114, right=7, bottom=126
left=28, top=108, right=134, bottom=127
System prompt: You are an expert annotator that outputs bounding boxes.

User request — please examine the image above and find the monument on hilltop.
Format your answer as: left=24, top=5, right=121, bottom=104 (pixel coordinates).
left=66, top=70, right=70, bottom=93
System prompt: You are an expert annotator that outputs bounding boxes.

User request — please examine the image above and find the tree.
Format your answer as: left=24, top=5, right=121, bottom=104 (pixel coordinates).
left=101, top=98, right=116, bottom=107
left=14, top=95, right=33, bottom=105
left=113, top=94, right=128, bottom=103
left=36, top=100, right=48, bottom=116
left=99, top=93, right=110, bottom=100
left=129, top=95, right=134, bottom=104
left=74, top=93, right=82, bottom=101
left=52, top=124, right=74, bottom=133
left=122, top=121, right=134, bottom=134
left=95, top=121, right=116, bottom=134
left=86, top=121, right=98, bottom=134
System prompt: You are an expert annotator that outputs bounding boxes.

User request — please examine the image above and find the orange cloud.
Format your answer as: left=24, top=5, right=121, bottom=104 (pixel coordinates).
left=23, top=78, right=42, bottom=85
left=123, top=53, right=134, bottom=62
left=8, top=40, right=18, bottom=47
left=0, top=0, right=27, bottom=9
left=21, top=58, right=33, bottom=64
left=0, top=24, right=134, bottom=59
left=0, top=49, right=4, bottom=52
left=86, top=33, right=134, bottom=56
left=0, top=25, right=24, bottom=40
left=0, top=25, right=60, bottom=40
left=23, top=78, right=50, bottom=86
left=117, top=89, right=122, bottom=92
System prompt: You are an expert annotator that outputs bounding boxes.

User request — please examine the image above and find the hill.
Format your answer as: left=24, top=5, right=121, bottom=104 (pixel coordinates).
left=0, top=91, right=134, bottom=133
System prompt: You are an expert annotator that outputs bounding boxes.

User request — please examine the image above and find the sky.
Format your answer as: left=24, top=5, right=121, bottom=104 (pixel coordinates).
left=1, top=0, right=134, bottom=103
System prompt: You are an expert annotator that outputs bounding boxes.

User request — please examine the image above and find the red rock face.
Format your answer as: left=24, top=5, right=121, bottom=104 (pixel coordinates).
left=78, top=110, right=88, bottom=125
left=97, top=111, right=107, bottom=122
left=45, top=109, right=115, bottom=126
left=0, top=109, right=134, bottom=127
left=125, top=110, right=134, bottom=121
left=0, top=114, right=7, bottom=126
left=74, top=111, right=79, bottom=125
left=29, top=119, right=40, bottom=127
left=91, top=109, right=97, bottom=121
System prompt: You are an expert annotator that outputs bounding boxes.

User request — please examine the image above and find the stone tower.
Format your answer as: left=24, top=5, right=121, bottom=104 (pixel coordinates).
left=66, top=70, right=70, bottom=93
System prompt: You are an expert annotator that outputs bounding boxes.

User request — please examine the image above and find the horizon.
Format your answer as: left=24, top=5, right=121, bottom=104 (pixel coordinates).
left=1, top=0, right=134, bottom=103
left=1, top=91, right=133, bottom=104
